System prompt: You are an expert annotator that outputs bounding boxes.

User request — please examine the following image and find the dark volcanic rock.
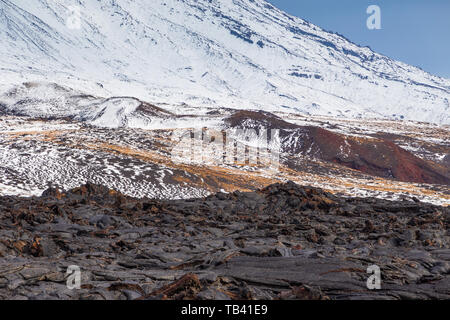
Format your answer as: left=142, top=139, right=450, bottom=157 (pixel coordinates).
left=0, top=181, right=448, bottom=300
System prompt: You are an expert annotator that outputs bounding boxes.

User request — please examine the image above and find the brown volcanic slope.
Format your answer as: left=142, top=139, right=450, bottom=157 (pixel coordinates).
left=226, top=111, right=450, bottom=185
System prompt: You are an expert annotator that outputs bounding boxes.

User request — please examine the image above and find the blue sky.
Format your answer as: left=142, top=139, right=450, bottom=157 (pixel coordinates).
left=267, top=0, right=450, bottom=79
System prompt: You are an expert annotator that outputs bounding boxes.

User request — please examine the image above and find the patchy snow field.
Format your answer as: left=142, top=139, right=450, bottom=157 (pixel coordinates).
left=0, top=113, right=448, bottom=206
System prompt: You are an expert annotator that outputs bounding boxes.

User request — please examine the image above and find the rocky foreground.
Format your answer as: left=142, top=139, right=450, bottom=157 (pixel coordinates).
left=0, top=181, right=448, bottom=300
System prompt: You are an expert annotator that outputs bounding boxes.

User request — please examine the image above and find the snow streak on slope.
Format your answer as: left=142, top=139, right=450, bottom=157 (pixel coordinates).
left=0, top=0, right=449, bottom=124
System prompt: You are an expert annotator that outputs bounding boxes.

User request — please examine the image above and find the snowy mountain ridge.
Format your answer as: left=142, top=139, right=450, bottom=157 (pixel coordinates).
left=0, top=0, right=449, bottom=124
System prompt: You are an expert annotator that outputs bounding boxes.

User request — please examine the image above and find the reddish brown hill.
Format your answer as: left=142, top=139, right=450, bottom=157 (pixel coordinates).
left=225, top=111, right=450, bottom=185
left=306, top=127, right=449, bottom=185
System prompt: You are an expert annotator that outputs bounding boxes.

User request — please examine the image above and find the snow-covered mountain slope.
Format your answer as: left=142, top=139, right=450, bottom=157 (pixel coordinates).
left=0, top=82, right=101, bottom=117
left=0, top=81, right=225, bottom=129
left=0, top=82, right=164, bottom=126
left=0, top=0, right=449, bottom=124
